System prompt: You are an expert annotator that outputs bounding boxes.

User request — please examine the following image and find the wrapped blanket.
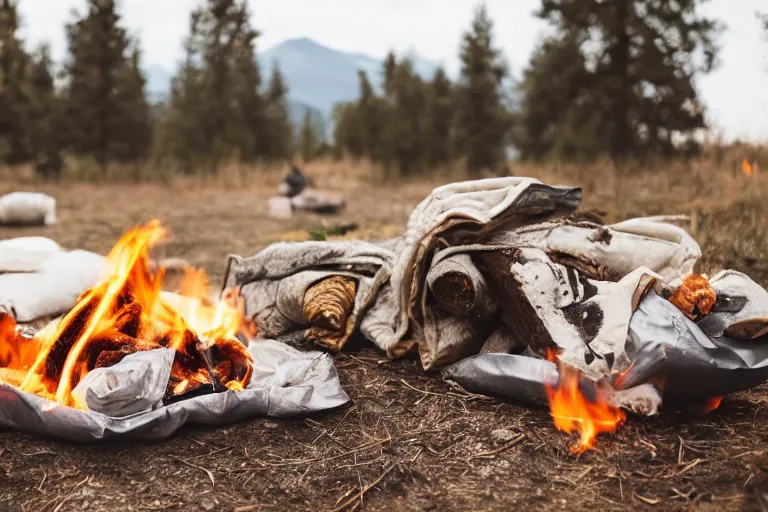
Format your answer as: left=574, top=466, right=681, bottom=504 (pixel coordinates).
left=225, top=177, right=768, bottom=401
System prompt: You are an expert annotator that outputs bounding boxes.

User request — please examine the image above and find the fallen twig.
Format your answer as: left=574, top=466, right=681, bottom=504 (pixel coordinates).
left=634, top=493, right=661, bottom=505
left=396, top=378, right=483, bottom=400
left=169, top=455, right=215, bottom=488
left=188, top=446, right=233, bottom=460
left=470, top=434, right=526, bottom=459
left=330, top=462, right=398, bottom=512
left=22, top=450, right=57, bottom=457
left=665, top=458, right=708, bottom=478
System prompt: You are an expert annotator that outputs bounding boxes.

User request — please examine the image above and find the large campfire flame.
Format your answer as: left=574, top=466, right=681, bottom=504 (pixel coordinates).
left=0, top=220, right=255, bottom=408
left=544, top=349, right=626, bottom=454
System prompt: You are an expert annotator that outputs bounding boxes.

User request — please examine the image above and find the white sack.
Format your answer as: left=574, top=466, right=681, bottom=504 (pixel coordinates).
left=0, top=236, right=62, bottom=272
left=0, top=192, right=57, bottom=226
left=0, top=249, right=106, bottom=322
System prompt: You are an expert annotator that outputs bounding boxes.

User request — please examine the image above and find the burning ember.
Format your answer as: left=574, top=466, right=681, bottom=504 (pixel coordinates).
left=703, top=396, right=723, bottom=413
left=742, top=159, right=754, bottom=176
left=545, top=349, right=626, bottom=454
left=669, top=273, right=717, bottom=321
left=0, top=220, right=255, bottom=408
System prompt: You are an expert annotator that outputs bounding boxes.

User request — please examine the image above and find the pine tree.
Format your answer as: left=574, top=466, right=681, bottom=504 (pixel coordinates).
left=62, top=0, right=151, bottom=170
left=453, top=5, right=512, bottom=175
left=160, top=0, right=270, bottom=170
left=0, top=0, right=31, bottom=164
left=298, top=110, right=318, bottom=163
left=27, top=44, right=64, bottom=178
left=423, top=67, right=454, bottom=168
left=382, top=51, right=397, bottom=96
left=356, top=70, right=387, bottom=161
left=535, top=0, right=720, bottom=160
left=262, top=63, right=293, bottom=162
left=379, top=58, right=426, bottom=175
left=331, top=102, right=365, bottom=159
left=514, top=33, right=606, bottom=161
left=156, top=11, right=207, bottom=171
left=231, top=17, right=264, bottom=163
left=111, top=46, right=152, bottom=162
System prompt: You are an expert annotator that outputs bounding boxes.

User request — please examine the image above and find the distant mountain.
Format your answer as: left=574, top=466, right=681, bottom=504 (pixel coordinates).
left=258, top=37, right=441, bottom=116
left=142, top=37, right=442, bottom=137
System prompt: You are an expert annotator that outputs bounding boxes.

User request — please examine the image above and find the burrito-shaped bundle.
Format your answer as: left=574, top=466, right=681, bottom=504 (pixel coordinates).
left=420, top=252, right=501, bottom=368
left=223, top=241, right=395, bottom=352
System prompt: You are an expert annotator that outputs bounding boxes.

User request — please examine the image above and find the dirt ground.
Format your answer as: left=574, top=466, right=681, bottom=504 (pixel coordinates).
left=1, top=175, right=767, bottom=512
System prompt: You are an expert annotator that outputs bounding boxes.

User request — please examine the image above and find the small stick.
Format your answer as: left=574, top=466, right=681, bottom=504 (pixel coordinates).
left=188, top=446, right=232, bottom=460
left=330, top=462, right=397, bottom=512
left=22, top=450, right=57, bottom=457
left=52, top=494, right=75, bottom=512
left=470, top=433, right=526, bottom=459
left=634, top=493, right=661, bottom=505
left=169, top=455, right=215, bottom=488
left=665, top=458, right=708, bottom=479
left=37, top=471, right=47, bottom=492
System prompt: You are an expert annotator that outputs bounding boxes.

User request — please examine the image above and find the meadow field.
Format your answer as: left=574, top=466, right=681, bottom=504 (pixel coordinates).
left=0, top=156, right=767, bottom=511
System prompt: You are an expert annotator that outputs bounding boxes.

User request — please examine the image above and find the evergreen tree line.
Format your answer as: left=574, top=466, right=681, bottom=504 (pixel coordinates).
left=0, top=0, right=763, bottom=179
left=0, top=0, right=300, bottom=178
left=334, top=1, right=736, bottom=175
left=332, top=6, right=512, bottom=177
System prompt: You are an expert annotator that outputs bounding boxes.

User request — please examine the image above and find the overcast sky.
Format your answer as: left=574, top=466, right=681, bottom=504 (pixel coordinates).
left=16, top=0, right=768, bottom=141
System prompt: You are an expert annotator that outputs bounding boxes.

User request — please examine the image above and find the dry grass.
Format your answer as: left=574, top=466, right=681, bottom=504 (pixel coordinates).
left=0, top=152, right=767, bottom=511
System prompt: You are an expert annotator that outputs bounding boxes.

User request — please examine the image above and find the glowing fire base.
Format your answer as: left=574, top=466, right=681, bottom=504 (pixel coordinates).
left=0, top=339, right=348, bottom=441
left=0, top=221, right=349, bottom=440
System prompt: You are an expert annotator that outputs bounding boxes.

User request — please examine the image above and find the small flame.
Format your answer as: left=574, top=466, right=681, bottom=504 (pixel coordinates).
left=0, top=220, right=255, bottom=408
left=742, top=159, right=753, bottom=176
left=669, top=274, right=717, bottom=321
left=703, top=396, right=723, bottom=413
left=545, top=349, right=626, bottom=454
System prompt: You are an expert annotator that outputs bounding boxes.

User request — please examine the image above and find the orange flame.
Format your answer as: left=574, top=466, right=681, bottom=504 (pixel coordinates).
left=0, top=220, right=255, bottom=408
left=703, top=396, right=723, bottom=413
left=545, top=349, right=626, bottom=454
left=669, top=274, right=717, bottom=321
left=742, top=159, right=753, bottom=176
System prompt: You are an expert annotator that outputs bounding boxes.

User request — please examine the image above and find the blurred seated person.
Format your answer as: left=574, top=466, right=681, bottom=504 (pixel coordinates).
left=278, top=164, right=307, bottom=197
